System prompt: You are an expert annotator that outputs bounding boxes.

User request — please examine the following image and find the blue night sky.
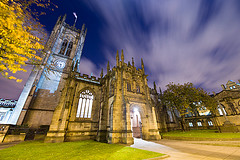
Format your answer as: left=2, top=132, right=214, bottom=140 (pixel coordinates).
left=1, top=0, right=240, bottom=99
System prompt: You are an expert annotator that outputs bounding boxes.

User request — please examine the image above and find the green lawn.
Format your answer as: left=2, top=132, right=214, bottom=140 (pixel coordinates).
left=162, top=129, right=240, bottom=140
left=0, top=140, right=164, bottom=160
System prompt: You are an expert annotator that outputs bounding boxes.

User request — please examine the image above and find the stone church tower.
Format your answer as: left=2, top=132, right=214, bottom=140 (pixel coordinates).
left=96, top=51, right=161, bottom=144
left=9, top=15, right=87, bottom=129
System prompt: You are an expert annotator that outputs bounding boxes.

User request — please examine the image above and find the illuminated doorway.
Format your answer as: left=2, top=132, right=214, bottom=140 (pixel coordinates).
left=130, top=107, right=142, bottom=138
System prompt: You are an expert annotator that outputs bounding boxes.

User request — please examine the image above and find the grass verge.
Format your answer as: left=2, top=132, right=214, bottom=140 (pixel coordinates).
left=162, top=129, right=240, bottom=141
left=0, top=140, right=164, bottom=160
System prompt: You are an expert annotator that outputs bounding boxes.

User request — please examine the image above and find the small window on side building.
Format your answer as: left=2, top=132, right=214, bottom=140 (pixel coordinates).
left=208, top=121, right=213, bottom=126
left=189, top=122, right=193, bottom=127
left=197, top=121, right=202, bottom=126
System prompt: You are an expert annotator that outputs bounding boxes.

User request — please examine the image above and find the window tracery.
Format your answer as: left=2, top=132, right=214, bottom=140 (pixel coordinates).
left=66, top=41, right=73, bottom=56
left=127, top=82, right=131, bottom=91
left=76, top=90, right=93, bottom=118
left=59, top=40, right=68, bottom=55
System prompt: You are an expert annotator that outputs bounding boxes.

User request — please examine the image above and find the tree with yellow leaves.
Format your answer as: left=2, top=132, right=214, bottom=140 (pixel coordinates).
left=0, top=0, right=55, bottom=82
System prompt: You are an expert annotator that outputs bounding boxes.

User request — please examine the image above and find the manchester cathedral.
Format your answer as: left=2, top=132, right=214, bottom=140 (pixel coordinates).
left=1, top=15, right=240, bottom=144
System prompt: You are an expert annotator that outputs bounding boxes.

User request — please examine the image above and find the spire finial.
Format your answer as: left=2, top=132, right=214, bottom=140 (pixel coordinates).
left=159, top=87, right=162, bottom=95
left=132, top=57, right=134, bottom=67
left=107, top=61, right=110, bottom=74
left=141, top=58, right=144, bottom=73
left=212, top=91, right=216, bottom=96
left=82, top=24, right=85, bottom=31
left=100, top=68, right=103, bottom=78
left=121, top=49, right=124, bottom=62
left=116, top=50, right=119, bottom=66
left=74, top=60, right=79, bottom=72
left=154, top=81, right=156, bottom=90
left=63, top=14, right=67, bottom=22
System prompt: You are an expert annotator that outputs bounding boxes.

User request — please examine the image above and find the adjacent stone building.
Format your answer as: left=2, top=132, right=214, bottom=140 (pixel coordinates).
left=163, top=80, right=240, bottom=132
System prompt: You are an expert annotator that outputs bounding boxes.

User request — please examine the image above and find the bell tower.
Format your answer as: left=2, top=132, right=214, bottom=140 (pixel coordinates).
left=9, top=15, right=87, bottom=128
left=36, top=14, right=86, bottom=93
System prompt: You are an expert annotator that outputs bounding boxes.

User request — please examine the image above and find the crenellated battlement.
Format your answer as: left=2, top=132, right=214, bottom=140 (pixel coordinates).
left=75, top=73, right=100, bottom=84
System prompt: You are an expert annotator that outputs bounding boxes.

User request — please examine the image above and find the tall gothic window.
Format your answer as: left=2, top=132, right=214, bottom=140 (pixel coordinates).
left=76, top=90, right=93, bottom=118
left=127, top=82, right=131, bottom=91
left=109, top=82, right=114, bottom=97
left=66, top=41, right=73, bottom=56
left=218, top=104, right=227, bottom=116
left=167, top=110, right=173, bottom=122
left=59, top=40, right=68, bottom=55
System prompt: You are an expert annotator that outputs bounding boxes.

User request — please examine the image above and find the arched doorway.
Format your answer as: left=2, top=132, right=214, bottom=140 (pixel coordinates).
left=130, top=106, right=142, bottom=138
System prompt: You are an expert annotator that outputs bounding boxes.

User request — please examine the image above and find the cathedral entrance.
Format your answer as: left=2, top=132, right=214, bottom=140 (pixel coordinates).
left=130, top=107, right=142, bottom=138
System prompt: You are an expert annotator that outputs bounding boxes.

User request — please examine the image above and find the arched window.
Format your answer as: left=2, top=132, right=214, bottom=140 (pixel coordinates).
left=208, top=121, right=213, bottom=126
left=197, top=121, right=202, bottom=126
left=76, top=90, right=93, bottom=118
left=218, top=104, right=227, bottom=115
left=59, top=40, right=68, bottom=55
left=167, top=110, right=173, bottom=122
left=136, top=85, right=140, bottom=93
left=228, top=102, right=237, bottom=115
left=66, top=41, right=73, bottom=56
left=189, top=122, right=193, bottom=127
left=127, top=82, right=131, bottom=91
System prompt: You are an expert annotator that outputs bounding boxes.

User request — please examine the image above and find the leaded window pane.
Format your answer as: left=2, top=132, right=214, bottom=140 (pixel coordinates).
left=59, top=40, right=68, bottom=55
left=77, top=90, right=94, bottom=118
left=66, top=41, right=73, bottom=56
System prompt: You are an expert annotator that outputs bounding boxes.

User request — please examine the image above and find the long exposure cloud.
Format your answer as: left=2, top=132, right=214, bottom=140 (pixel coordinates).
left=83, top=0, right=240, bottom=92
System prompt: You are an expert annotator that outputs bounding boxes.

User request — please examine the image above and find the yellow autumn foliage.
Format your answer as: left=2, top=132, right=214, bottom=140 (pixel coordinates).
left=0, top=0, right=51, bottom=82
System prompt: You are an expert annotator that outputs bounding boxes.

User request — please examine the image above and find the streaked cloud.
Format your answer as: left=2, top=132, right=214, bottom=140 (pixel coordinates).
left=83, top=0, right=240, bottom=92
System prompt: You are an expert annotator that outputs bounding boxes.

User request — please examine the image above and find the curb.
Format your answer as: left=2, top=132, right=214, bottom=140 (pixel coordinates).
left=162, top=136, right=240, bottom=141
left=145, top=155, right=170, bottom=160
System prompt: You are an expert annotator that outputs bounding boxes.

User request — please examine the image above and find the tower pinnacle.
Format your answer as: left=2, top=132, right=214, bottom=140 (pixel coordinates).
left=100, top=68, right=103, bottom=78
left=107, top=61, right=110, bottom=74
left=116, top=50, right=119, bottom=67
left=121, top=50, right=124, bottom=62
left=141, top=58, right=145, bottom=73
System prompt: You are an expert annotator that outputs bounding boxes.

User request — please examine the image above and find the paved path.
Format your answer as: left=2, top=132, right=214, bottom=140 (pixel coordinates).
left=0, top=142, right=21, bottom=150
left=130, top=138, right=240, bottom=160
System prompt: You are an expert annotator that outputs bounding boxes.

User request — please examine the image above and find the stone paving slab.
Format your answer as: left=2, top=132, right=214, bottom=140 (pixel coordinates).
left=131, top=138, right=240, bottom=160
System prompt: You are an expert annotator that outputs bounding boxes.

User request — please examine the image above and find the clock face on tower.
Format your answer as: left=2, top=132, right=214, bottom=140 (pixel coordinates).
left=55, top=60, right=65, bottom=69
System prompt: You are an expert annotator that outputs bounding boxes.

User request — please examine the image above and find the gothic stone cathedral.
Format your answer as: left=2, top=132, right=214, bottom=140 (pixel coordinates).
left=0, top=15, right=161, bottom=144
left=1, top=15, right=240, bottom=144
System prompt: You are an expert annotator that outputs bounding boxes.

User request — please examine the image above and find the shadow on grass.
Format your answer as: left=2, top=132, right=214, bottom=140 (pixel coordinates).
left=0, top=140, right=164, bottom=160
